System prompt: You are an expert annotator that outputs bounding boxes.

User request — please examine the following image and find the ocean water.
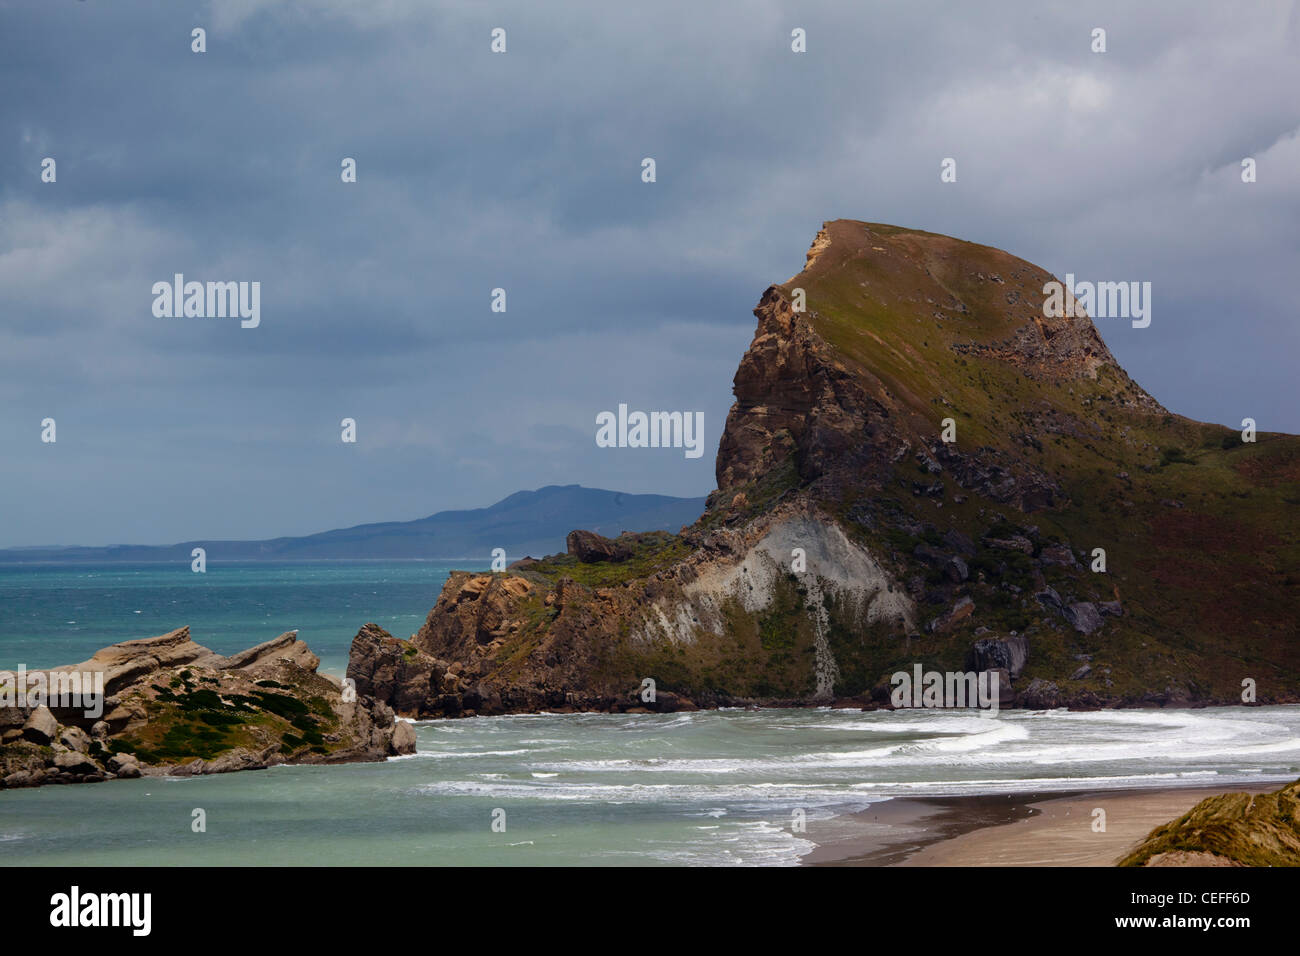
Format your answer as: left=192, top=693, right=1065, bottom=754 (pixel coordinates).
left=0, top=561, right=478, bottom=676
left=1, top=707, right=1299, bottom=866
left=2, top=563, right=1299, bottom=866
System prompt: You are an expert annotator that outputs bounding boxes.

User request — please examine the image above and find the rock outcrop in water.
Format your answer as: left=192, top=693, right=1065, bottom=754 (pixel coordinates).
left=354, top=220, right=1300, bottom=717
left=0, top=626, right=414, bottom=790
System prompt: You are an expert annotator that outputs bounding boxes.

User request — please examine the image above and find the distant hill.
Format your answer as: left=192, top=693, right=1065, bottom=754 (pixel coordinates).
left=0, top=486, right=708, bottom=564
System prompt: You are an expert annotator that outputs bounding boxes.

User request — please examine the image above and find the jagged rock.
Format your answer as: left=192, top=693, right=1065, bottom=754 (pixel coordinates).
left=346, top=623, right=443, bottom=716
left=107, top=752, right=139, bottom=774
left=1065, top=602, right=1104, bottom=634
left=390, top=720, right=417, bottom=755
left=1035, top=587, right=1064, bottom=612
left=2, top=627, right=409, bottom=791
left=63, top=626, right=221, bottom=696
left=202, top=750, right=267, bottom=774
left=1070, top=663, right=1093, bottom=680
left=21, top=705, right=57, bottom=745
left=566, top=530, right=632, bottom=563
left=1020, top=679, right=1061, bottom=709
left=1039, top=543, right=1076, bottom=567
left=986, top=535, right=1034, bottom=554
left=946, top=555, right=969, bottom=583
left=58, top=726, right=90, bottom=753
left=967, top=634, right=1029, bottom=680
left=53, top=750, right=100, bottom=775
left=219, top=631, right=319, bottom=672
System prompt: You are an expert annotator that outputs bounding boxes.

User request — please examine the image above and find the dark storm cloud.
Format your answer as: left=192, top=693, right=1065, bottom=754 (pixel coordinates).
left=1, top=0, right=1296, bottom=545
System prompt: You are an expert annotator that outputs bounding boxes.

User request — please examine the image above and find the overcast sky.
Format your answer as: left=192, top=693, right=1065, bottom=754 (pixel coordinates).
left=2, top=0, right=1297, bottom=547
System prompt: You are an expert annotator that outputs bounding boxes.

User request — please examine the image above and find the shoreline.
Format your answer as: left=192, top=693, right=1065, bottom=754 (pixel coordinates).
left=801, top=782, right=1284, bottom=867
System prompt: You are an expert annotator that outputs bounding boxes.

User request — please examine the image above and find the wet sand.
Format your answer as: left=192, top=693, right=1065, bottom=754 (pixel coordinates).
left=803, top=784, right=1279, bottom=867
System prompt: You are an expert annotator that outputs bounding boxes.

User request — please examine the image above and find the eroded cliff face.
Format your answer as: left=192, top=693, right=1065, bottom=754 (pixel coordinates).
left=351, top=502, right=918, bottom=716
left=351, top=219, right=1300, bottom=716
left=715, top=287, right=883, bottom=490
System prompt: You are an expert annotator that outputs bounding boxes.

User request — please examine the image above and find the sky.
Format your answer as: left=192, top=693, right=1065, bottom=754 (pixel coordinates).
left=2, top=0, right=1297, bottom=547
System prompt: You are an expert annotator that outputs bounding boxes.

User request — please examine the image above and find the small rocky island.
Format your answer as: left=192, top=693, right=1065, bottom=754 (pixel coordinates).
left=0, top=626, right=414, bottom=790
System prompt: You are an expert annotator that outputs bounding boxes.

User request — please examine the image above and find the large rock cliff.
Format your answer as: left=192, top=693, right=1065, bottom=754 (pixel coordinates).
left=351, top=220, right=1300, bottom=716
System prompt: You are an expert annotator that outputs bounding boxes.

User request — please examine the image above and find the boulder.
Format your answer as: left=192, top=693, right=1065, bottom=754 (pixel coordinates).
left=967, top=634, right=1029, bottom=680
left=986, top=535, right=1034, bottom=554
left=1019, top=678, right=1061, bottom=709
left=107, top=752, right=140, bottom=774
left=1065, top=602, right=1104, bottom=634
left=52, top=750, right=100, bottom=775
left=58, top=726, right=90, bottom=753
left=21, top=705, right=58, bottom=745
left=390, top=719, right=417, bottom=755
left=1035, top=587, right=1064, bottom=612
left=566, top=530, right=632, bottom=563
left=1039, top=543, right=1076, bottom=567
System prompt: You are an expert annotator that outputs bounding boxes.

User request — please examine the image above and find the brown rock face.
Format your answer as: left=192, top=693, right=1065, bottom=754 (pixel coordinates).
left=346, top=623, right=445, bottom=717
left=715, top=286, right=881, bottom=491
left=417, top=573, right=537, bottom=652
left=566, top=529, right=632, bottom=563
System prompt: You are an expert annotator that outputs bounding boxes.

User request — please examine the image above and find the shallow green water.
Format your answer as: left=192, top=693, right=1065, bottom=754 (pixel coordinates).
left=3, top=707, right=1299, bottom=866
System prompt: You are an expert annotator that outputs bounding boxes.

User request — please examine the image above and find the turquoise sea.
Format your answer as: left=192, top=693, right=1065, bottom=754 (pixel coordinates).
left=2, top=562, right=1300, bottom=866
left=0, top=561, right=476, bottom=677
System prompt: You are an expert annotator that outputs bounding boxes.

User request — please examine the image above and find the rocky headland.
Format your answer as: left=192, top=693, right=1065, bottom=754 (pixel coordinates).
left=350, top=220, right=1300, bottom=718
left=1, top=626, right=414, bottom=790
